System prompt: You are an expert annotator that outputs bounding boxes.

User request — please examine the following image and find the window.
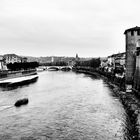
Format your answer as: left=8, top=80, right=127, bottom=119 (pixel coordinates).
left=131, top=31, right=134, bottom=36
left=136, top=39, right=140, bottom=47
left=138, top=30, right=140, bottom=35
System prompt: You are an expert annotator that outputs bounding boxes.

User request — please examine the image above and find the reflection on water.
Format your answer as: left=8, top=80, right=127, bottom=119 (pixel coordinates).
left=0, top=71, right=139, bottom=140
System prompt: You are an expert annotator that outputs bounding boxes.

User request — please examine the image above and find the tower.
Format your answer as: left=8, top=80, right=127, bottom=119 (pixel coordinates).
left=51, top=56, right=54, bottom=63
left=124, top=26, right=140, bottom=91
left=76, top=53, right=79, bottom=61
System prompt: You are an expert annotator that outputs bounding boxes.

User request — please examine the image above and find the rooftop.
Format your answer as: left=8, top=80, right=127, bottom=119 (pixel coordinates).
left=3, top=54, right=17, bottom=56
left=124, top=26, right=140, bottom=34
left=0, top=55, right=4, bottom=61
left=108, top=52, right=125, bottom=58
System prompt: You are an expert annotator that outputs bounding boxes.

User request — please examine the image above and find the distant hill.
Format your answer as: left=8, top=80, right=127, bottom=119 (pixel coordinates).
left=21, top=56, right=76, bottom=64
left=0, top=54, right=100, bottom=64
left=22, top=56, right=95, bottom=64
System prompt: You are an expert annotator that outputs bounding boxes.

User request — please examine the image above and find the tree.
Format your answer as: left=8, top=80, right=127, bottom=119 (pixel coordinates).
left=7, top=62, right=39, bottom=71
left=76, top=58, right=101, bottom=68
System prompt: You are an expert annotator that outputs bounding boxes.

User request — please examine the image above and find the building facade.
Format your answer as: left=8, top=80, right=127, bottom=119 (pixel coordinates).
left=21, top=57, right=28, bottom=63
left=133, top=48, right=140, bottom=91
left=106, top=52, right=125, bottom=72
left=114, top=53, right=125, bottom=68
left=100, top=58, right=108, bottom=68
left=107, top=55, right=115, bottom=67
left=3, top=54, right=22, bottom=64
left=0, top=55, right=7, bottom=71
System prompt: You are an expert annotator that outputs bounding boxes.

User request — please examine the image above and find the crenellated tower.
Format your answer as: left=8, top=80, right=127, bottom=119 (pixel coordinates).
left=124, top=26, right=140, bottom=91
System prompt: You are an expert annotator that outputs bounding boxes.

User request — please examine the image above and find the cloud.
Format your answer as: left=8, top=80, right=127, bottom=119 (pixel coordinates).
left=0, top=0, right=139, bottom=57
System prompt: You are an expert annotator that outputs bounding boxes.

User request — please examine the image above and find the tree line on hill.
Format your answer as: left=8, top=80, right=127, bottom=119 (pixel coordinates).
left=39, top=61, right=67, bottom=66
left=6, top=58, right=101, bottom=71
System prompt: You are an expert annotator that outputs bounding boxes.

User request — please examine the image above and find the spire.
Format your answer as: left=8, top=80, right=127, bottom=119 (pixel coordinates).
left=76, top=53, right=78, bottom=58
left=75, top=53, right=80, bottom=61
left=51, top=56, right=54, bottom=63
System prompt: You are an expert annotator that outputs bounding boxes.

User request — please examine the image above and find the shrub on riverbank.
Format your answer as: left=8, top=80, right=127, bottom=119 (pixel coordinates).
left=7, top=62, right=39, bottom=71
left=76, top=58, right=101, bottom=68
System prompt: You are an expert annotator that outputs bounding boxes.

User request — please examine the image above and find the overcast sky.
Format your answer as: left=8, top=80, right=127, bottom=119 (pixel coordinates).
left=0, top=0, right=139, bottom=57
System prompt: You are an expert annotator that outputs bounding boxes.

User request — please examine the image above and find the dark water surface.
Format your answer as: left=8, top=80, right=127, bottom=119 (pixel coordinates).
left=0, top=71, right=137, bottom=140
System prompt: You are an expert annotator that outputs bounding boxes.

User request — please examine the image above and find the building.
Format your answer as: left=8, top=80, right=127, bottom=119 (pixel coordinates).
left=0, top=55, right=4, bottom=70
left=21, top=57, right=28, bottom=63
left=3, top=54, right=22, bottom=64
left=0, top=55, right=7, bottom=71
left=133, top=47, right=140, bottom=91
left=75, top=54, right=80, bottom=61
left=67, top=59, right=76, bottom=66
left=107, top=55, right=115, bottom=67
left=107, top=53, right=125, bottom=68
left=100, top=57, right=108, bottom=68
left=124, top=26, right=140, bottom=90
left=114, top=53, right=125, bottom=68
left=51, top=56, right=54, bottom=63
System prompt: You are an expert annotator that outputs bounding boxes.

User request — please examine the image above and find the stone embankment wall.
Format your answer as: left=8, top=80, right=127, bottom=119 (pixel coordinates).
left=0, top=69, right=37, bottom=80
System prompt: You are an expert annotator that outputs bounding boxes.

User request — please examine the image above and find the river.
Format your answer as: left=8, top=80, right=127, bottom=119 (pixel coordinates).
left=0, top=71, right=138, bottom=140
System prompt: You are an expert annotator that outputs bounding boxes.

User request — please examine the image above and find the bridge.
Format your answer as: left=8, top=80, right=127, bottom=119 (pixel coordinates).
left=47, top=66, right=73, bottom=70
left=37, top=66, right=73, bottom=71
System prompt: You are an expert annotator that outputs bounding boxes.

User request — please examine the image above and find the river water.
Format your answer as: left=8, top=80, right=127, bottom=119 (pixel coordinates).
left=0, top=71, right=138, bottom=140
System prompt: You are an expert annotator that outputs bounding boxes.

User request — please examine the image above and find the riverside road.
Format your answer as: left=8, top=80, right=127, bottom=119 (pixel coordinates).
left=0, top=71, right=139, bottom=140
